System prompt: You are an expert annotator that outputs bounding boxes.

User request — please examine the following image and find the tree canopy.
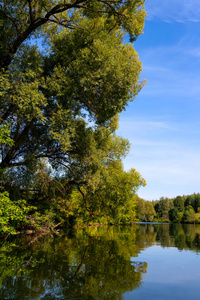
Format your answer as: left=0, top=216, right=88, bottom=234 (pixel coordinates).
left=0, top=0, right=146, bottom=234
left=0, top=0, right=146, bottom=70
left=0, top=0, right=146, bottom=169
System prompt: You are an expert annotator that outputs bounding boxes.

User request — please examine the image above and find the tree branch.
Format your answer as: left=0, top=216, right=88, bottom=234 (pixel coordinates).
left=0, top=119, right=34, bottom=168
left=2, top=12, right=21, bottom=35
left=28, top=0, right=33, bottom=22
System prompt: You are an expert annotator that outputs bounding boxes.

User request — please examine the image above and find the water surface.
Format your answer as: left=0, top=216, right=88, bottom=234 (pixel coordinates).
left=0, top=223, right=200, bottom=299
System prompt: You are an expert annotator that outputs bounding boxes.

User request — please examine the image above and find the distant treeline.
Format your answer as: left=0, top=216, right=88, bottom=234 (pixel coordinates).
left=135, top=193, right=200, bottom=223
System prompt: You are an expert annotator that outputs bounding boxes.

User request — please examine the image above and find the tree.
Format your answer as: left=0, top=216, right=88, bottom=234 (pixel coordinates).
left=144, top=201, right=156, bottom=222
left=173, top=196, right=185, bottom=213
left=185, top=194, right=196, bottom=209
left=184, top=193, right=200, bottom=213
left=183, top=206, right=195, bottom=223
left=169, top=207, right=183, bottom=223
left=0, top=1, right=147, bottom=232
left=135, top=198, right=156, bottom=222
left=135, top=197, right=146, bottom=221
left=154, top=197, right=173, bottom=221
left=0, top=0, right=146, bottom=182
left=194, top=194, right=200, bottom=213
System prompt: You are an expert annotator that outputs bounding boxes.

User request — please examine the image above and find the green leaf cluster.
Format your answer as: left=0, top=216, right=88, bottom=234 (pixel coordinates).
left=0, top=192, right=34, bottom=235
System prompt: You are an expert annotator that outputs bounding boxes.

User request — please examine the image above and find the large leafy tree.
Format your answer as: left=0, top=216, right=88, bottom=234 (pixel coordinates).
left=0, top=1, right=146, bottom=230
left=0, top=1, right=146, bottom=172
left=0, top=1, right=145, bottom=168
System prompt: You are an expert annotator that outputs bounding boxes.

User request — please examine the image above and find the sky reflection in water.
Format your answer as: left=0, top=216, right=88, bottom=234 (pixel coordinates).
left=126, top=245, right=200, bottom=300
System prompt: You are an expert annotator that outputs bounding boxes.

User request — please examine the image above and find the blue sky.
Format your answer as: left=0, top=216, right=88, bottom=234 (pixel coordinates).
left=117, top=0, right=200, bottom=200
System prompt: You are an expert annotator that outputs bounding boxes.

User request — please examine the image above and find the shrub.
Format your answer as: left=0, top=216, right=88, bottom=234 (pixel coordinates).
left=0, top=192, right=34, bottom=236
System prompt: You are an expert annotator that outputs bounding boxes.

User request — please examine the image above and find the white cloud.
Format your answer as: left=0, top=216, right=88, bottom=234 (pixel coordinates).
left=145, top=0, right=200, bottom=23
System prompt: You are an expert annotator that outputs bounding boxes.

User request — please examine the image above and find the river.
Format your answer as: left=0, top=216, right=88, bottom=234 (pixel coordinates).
left=0, top=223, right=200, bottom=299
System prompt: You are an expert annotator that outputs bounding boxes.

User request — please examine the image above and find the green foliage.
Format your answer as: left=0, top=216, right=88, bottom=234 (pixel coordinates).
left=169, top=208, right=182, bottom=223
left=0, top=123, right=13, bottom=146
left=47, top=18, right=145, bottom=124
left=185, top=194, right=196, bottom=208
left=0, top=1, right=146, bottom=70
left=63, top=142, right=146, bottom=225
left=194, top=194, right=200, bottom=212
left=195, top=216, right=200, bottom=224
left=0, top=192, right=34, bottom=235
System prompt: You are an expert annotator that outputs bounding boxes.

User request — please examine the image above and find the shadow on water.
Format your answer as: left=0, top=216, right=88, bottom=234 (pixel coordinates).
left=0, top=224, right=200, bottom=299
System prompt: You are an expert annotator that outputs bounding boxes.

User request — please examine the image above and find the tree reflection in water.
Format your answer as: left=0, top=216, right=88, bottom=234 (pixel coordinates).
left=0, top=226, right=148, bottom=300
left=0, top=224, right=200, bottom=299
